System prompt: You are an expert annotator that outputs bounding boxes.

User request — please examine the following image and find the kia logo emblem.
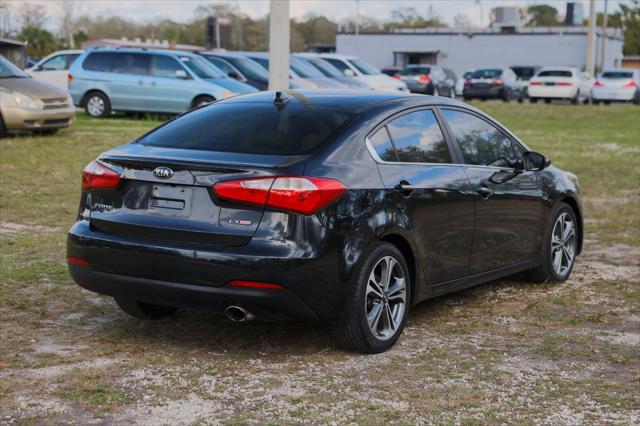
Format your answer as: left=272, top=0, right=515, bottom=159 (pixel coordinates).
left=153, top=166, right=174, bottom=179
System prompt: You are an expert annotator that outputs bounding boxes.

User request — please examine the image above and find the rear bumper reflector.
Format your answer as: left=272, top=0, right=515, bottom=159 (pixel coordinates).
left=67, top=257, right=90, bottom=267
left=227, top=280, right=285, bottom=290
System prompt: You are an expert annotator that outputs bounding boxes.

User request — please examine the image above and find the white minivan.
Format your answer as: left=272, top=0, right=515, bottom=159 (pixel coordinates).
left=319, top=54, right=408, bottom=93
left=25, top=50, right=83, bottom=91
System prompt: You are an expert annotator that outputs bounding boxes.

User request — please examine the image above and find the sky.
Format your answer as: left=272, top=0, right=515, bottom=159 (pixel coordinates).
left=1, top=0, right=629, bottom=32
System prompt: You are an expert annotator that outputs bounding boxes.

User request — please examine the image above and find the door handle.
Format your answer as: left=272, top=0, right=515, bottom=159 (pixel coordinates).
left=476, top=187, right=494, bottom=200
left=394, top=181, right=417, bottom=196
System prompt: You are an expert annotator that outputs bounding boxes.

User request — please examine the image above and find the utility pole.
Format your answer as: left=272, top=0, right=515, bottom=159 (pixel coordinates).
left=355, top=0, right=360, bottom=36
left=268, top=0, right=290, bottom=91
left=599, top=0, right=609, bottom=73
left=586, top=0, right=596, bottom=77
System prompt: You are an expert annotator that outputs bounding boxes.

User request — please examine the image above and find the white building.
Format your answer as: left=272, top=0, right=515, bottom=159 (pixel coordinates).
left=336, top=26, right=624, bottom=76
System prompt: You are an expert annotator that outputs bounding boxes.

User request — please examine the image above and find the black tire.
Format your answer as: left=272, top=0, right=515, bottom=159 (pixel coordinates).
left=526, top=202, right=578, bottom=283
left=593, top=99, right=601, bottom=105
left=544, top=98, right=552, bottom=104
left=530, top=97, right=538, bottom=104
left=633, top=90, right=640, bottom=105
left=84, top=91, right=111, bottom=118
left=0, top=114, right=7, bottom=138
left=463, top=95, right=472, bottom=101
left=335, top=242, right=411, bottom=354
left=604, top=101, right=611, bottom=105
left=502, top=89, right=511, bottom=103
left=192, top=95, right=215, bottom=108
left=114, top=297, right=177, bottom=320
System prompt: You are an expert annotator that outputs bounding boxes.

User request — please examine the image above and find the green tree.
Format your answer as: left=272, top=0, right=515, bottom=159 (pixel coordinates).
left=17, top=26, right=57, bottom=57
left=620, top=0, right=640, bottom=55
left=526, top=5, right=561, bottom=27
left=385, top=7, right=446, bottom=30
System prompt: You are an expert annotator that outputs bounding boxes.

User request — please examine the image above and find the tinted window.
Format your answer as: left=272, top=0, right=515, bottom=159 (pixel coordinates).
left=226, top=57, right=268, bottom=80
left=442, top=109, right=516, bottom=168
left=83, top=52, right=117, bottom=72
left=152, top=55, right=183, bottom=78
left=305, top=58, right=342, bottom=78
left=290, top=58, right=323, bottom=78
left=206, top=57, right=235, bottom=74
left=179, top=55, right=225, bottom=78
left=471, top=69, right=502, bottom=79
left=511, top=66, right=537, bottom=80
left=368, top=127, right=396, bottom=162
left=41, top=55, right=66, bottom=71
left=324, top=58, right=351, bottom=74
left=348, top=59, right=379, bottom=75
left=601, top=71, right=634, bottom=79
left=65, top=54, right=80, bottom=69
left=138, top=102, right=356, bottom=155
left=537, top=70, right=573, bottom=77
left=386, top=110, right=451, bottom=164
left=111, top=53, right=150, bottom=75
left=249, top=56, right=269, bottom=69
left=0, top=55, right=28, bottom=78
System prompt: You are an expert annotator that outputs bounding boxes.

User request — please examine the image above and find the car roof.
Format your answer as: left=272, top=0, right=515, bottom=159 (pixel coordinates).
left=85, top=47, right=198, bottom=57
left=222, top=90, right=467, bottom=112
left=319, top=53, right=356, bottom=60
left=200, top=51, right=251, bottom=59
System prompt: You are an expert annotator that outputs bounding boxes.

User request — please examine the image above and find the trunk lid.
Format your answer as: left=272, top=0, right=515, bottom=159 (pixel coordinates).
left=89, top=144, right=307, bottom=248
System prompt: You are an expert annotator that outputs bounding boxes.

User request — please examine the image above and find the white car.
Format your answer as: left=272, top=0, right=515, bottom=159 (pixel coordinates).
left=319, top=54, right=408, bottom=92
left=455, top=69, right=474, bottom=97
left=592, top=69, right=640, bottom=104
left=25, top=49, right=83, bottom=91
left=528, top=67, right=593, bottom=104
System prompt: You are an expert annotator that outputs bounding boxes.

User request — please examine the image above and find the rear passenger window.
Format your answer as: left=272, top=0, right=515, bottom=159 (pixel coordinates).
left=386, top=110, right=451, bottom=163
left=441, top=109, right=517, bottom=168
left=83, top=52, right=117, bottom=72
left=112, top=53, right=150, bottom=75
left=368, top=127, right=397, bottom=162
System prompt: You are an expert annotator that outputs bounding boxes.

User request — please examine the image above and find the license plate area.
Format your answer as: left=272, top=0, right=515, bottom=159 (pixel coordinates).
left=545, top=82, right=556, bottom=86
left=149, top=185, right=190, bottom=214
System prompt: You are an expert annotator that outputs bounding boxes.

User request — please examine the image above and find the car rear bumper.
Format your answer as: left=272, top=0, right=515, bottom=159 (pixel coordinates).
left=528, top=86, right=577, bottom=99
left=67, top=219, right=347, bottom=321
left=463, top=86, right=503, bottom=98
left=591, top=87, right=637, bottom=101
left=2, top=105, right=75, bottom=130
left=404, top=81, right=432, bottom=93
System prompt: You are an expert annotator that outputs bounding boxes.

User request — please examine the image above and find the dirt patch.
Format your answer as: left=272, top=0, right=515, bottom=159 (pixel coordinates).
left=0, top=222, right=61, bottom=236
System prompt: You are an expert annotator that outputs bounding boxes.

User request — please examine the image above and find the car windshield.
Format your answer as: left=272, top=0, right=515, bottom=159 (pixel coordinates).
left=463, top=71, right=473, bottom=79
left=179, top=55, right=225, bottom=79
left=304, top=58, right=342, bottom=78
left=511, top=67, right=537, bottom=80
left=0, top=56, right=28, bottom=78
left=138, top=101, right=358, bottom=155
left=537, top=70, right=573, bottom=77
left=601, top=71, right=634, bottom=79
left=399, top=66, right=431, bottom=76
left=471, top=69, right=502, bottom=79
left=290, top=58, right=324, bottom=78
left=348, top=59, right=380, bottom=75
left=226, top=56, right=268, bottom=80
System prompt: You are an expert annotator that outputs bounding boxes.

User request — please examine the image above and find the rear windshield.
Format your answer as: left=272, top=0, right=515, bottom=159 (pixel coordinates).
left=400, top=66, right=431, bottom=76
left=511, top=67, right=537, bottom=80
left=471, top=69, right=502, bottom=79
left=290, top=58, right=324, bottom=78
left=305, top=58, right=342, bottom=78
left=537, top=70, right=573, bottom=77
left=226, top=56, right=268, bottom=80
left=601, top=71, right=633, bottom=79
left=138, top=102, right=357, bottom=155
left=348, top=59, right=380, bottom=75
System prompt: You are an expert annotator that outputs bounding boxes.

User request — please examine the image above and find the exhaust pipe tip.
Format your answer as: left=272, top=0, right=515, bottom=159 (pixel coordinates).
left=225, top=305, right=255, bottom=322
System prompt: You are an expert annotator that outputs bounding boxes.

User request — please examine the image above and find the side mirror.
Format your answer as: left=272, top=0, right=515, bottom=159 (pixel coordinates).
left=175, top=69, right=189, bottom=79
left=524, top=151, right=551, bottom=171
left=228, top=71, right=241, bottom=80
left=344, top=69, right=355, bottom=77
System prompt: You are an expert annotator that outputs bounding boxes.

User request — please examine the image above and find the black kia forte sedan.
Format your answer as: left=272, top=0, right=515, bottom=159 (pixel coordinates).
left=67, top=90, right=583, bottom=353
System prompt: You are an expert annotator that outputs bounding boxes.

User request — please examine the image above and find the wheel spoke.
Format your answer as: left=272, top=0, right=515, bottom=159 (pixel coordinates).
left=367, top=272, right=383, bottom=298
left=383, top=257, right=396, bottom=290
left=384, top=304, right=395, bottom=331
left=367, top=302, right=383, bottom=332
left=388, top=278, right=406, bottom=303
left=553, top=248, right=563, bottom=272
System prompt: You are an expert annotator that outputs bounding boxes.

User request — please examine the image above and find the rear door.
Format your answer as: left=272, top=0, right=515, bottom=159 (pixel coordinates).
left=368, top=108, right=475, bottom=284
left=439, top=108, right=544, bottom=274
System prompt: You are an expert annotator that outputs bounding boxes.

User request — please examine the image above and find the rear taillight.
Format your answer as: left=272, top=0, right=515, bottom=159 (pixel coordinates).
left=213, top=176, right=348, bottom=215
left=68, top=74, right=73, bottom=82
left=418, top=75, right=431, bottom=83
left=464, top=79, right=471, bottom=86
left=624, top=81, right=637, bottom=88
left=82, top=160, right=121, bottom=190
left=393, top=74, right=401, bottom=80
left=529, top=81, right=543, bottom=86
left=491, top=79, right=503, bottom=86
left=557, top=82, right=573, bottom=86
left=594, top=80, right=604, bottom=87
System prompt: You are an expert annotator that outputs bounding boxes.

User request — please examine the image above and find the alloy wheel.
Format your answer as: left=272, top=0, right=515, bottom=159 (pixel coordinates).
left=365, top=256, right=407, bottom=341
left=551, top=212, right=576, bottom=276
left=87, top=96, right=105, bottom=116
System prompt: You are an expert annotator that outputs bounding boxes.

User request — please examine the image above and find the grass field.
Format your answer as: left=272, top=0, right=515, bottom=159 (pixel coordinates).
left=1, top=103, right=639, bottom=424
